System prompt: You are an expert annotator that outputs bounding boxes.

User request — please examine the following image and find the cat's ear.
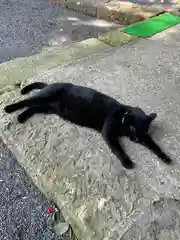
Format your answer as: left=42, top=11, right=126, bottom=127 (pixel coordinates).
left=148, top=113, right=157, bottom=122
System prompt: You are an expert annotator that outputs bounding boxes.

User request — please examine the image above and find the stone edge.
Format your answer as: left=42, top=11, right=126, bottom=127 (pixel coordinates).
left=50, top=0, right=164, bottom=25
left=0, top=38, right=110, bottom=90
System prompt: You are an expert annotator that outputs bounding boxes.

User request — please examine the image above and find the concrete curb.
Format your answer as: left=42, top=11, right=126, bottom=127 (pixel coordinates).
left=0, top=38, right=109, bottom=90
left=1, top=5, right=177, bottom=92
left=0, top=23, right=145, bottom=93
left=50, top=0, right=162, bottom=25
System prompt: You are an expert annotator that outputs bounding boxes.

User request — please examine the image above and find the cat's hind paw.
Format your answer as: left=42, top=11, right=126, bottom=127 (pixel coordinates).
left=161, top=155, right=173, bottom=165
left=122, top=159, right=135, bottom=169
left=17, top=114, right=27, bottom=124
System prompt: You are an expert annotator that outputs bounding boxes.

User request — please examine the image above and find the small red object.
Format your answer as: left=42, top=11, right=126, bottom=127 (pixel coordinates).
left=165, top=8, right=171, bottom=12
left=140, top=16, right=146, bottom=21
left=47, top=207, right=55, bottom=214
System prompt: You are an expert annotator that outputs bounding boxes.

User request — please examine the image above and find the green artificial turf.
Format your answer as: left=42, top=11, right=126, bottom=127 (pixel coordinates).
left=123, top=13, right=180, bottom=37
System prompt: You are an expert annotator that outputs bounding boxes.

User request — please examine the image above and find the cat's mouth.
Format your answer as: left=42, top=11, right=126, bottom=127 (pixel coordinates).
left=130, top=133, right=146, bottom=143
left=129, top=126, right=139, bottom=142
left=130, top=135, right=139, bottom=143
left=130, top=126, right=136, bottom=133
left=129, top=126, right=148, bottom=143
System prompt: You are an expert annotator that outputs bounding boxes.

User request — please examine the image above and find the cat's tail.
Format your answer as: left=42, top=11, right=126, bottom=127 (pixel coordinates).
left=21, top=82, right=48, bottom=95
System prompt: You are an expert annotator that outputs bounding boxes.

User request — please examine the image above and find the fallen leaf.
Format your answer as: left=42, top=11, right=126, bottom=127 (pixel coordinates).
left=52, top=222, right=69, bottom=236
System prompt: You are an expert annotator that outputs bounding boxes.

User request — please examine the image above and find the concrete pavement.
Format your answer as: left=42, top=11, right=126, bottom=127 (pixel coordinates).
left=1, top=23, right=180, bottom=239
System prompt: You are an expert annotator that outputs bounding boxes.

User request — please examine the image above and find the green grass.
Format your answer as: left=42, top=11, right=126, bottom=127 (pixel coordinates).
left=123, top=13, right=180, bottom=37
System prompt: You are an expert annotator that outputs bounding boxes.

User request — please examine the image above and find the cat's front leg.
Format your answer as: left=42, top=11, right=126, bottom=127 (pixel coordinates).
left=142, top=134, right=172, bottom=164
left=106, top=137, right=135, bottom=169
left=102, top=119, right=135, bottom=169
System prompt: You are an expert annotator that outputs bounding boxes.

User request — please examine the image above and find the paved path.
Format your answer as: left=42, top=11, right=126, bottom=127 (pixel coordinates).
left=0, top=0, right=118, bottom=64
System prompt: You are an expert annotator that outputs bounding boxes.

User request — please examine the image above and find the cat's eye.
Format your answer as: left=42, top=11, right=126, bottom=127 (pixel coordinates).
left=130, top=126, right=136, bottom=132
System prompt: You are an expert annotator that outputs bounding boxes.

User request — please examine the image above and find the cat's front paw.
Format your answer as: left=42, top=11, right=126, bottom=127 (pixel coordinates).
left=17, top=114, right=26, bottom=124
left=122, top=158, right=135, bottom=169
left=4, top=105, right=14, bottom=113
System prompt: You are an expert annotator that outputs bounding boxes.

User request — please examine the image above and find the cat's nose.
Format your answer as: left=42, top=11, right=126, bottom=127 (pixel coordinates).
left=134, top=137, right=139, bottom=143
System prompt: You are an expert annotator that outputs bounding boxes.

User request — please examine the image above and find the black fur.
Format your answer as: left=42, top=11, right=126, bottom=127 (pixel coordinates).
left=4, top=82, right=172, bottom=169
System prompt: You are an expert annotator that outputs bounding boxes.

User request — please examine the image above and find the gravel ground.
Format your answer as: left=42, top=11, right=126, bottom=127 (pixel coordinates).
left=0, top=137, right=70, bottom=240
left=0, top=0, right=118, bottom=64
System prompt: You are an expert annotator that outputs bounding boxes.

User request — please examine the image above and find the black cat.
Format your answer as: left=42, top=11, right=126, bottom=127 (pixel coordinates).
left=4, top=82, right=172, bottom=169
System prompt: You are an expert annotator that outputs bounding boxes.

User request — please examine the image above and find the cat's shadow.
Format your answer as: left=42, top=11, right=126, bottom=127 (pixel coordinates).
left=148, top=121, right=169, bottom=144
left=149, top=122, right=165, bottom=138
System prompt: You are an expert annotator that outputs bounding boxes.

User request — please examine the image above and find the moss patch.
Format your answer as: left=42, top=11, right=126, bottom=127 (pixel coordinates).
left=98, top=28, right=138, bottom=46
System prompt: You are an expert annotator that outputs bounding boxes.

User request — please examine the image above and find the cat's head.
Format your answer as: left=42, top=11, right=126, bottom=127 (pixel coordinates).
left=125, top=107, right=157, bottom=142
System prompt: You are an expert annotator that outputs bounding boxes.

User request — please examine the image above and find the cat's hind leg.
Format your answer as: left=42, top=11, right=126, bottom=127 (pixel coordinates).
left=4, top=95, right=46, bottom=113
left=17, top=106, right=50, bottom=123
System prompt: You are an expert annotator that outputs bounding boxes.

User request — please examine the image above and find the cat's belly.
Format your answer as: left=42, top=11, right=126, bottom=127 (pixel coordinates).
left=59, top=108, right=104, bottom=131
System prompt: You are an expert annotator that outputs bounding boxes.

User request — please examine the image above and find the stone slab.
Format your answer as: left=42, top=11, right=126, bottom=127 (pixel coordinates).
left=171, top=8, right=180, bottom=16
left=50, top=0, right=161, bottom=25
left=97, top=1, right=160, bottom=25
